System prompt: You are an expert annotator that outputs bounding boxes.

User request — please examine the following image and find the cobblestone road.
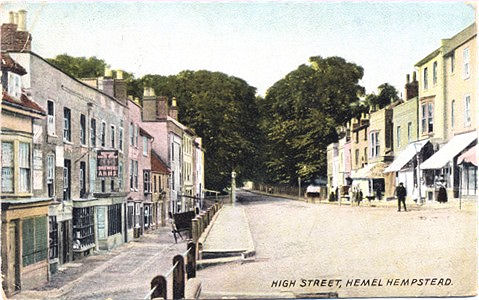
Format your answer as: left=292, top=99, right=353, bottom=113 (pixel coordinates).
left=199, top=191, right=477, bottom=298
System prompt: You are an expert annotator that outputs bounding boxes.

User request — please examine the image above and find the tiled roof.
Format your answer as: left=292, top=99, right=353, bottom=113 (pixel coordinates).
left=151, top=150, right=170, bottom=174
left=1, top=52, right=27, bottom=75
left=2, top=91, right=45, bottom=115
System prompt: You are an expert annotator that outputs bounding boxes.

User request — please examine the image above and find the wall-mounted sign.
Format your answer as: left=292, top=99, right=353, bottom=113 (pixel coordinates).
left=97, top=150, right=118, bottom=177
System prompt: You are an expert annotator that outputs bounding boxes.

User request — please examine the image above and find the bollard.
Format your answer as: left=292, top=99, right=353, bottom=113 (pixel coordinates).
left=192, top=218, right=199, bottom=243
left=186, top=242, right=196, bottom=279
left=150, top=275, right=167, bottom=300
left=173, top=255, right=185, bottom=299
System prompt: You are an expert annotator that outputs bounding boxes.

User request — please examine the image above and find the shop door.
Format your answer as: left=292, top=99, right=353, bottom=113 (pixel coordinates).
left=8, top=220, right=20, bottom=292
left=61, top=221, right=70, bottom=264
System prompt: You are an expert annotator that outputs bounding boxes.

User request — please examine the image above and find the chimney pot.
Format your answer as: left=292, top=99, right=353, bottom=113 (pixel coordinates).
left=13, top=12, right=19, bottom=25
left=143, top=87, right=150, bottom=97
left=128, top=95, right=133, bottom=100
left=104, top=67, right=112, bottom=78
left=9, top=11, right=15, bottom=23
left=172, top=97, right=177, bottom=107
left=17, top=10, right=26, bottom=31
left=406, top=74, right=410, bottom=84
left=116, top=69, right=123, bottom=80
left=149, top=87, right=156, bottom=97
left=412, top=71, right=417, bottom=82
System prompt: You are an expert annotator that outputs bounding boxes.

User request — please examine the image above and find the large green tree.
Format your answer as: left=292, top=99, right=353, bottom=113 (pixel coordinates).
left=261, top=56, right=365, bottom=185
left=365, top=83, right=399, bottom=109
left=136, top=71, right=263, bottom=191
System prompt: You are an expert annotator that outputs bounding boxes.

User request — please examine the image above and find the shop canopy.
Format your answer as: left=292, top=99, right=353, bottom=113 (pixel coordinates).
left=457, top=144, right=477, bottom=166
left=384, top=139, right=430, bottom=173
left=351, top=162, right=387, bottom=179
left=420, top=131, right=477, bottom=170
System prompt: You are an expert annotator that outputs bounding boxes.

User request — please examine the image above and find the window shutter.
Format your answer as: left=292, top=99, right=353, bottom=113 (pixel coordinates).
left=35, top=216, right=48, bottom=261
left=22, top=218, right=35, bottom=266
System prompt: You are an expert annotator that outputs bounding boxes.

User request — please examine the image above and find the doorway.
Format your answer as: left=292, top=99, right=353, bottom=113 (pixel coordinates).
left=7, top=220, right=21, bottom=292
left=60, top=221, right=71, bottom=264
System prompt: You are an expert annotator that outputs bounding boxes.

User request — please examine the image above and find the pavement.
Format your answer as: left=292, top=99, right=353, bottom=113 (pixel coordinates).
left=249, top=188, right=476, bottom=212
left=199, top=190, right=477, bottom=299
left=200, top=204, right=255, bottom=260
left=12, top=227, right=187, bottom=300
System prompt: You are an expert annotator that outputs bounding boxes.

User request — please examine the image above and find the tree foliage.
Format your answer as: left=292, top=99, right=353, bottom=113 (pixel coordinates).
left=365, top=83, right=399, bottom=109
left=261, top=56, right=365, bottom=185
left=46, top=54, right=109, bottom=78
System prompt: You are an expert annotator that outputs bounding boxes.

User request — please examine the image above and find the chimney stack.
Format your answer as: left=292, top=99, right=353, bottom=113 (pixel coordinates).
left=404, top=72, right=418, bottom=101
left=169, top=97, right=178, bottom=120
left=412, top=71, right=416, bottom=82
left=143, top=87, right=150, bottom=97
left=149, top=87, right=155, bottom=96
left=157, top=96, right=169, bottom=119
left=18, top=10, right=26, bottom=31
left=1, top=10, right=32, bottom=52
left=113, top=69, right=127, bottom=103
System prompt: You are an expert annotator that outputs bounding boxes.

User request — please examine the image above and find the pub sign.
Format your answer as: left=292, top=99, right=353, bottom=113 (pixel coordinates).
left=97, top=150, right=118, bottom=177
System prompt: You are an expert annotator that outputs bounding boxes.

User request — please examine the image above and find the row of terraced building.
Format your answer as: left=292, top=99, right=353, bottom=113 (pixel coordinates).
left=1, top=11, right=205, bottom=296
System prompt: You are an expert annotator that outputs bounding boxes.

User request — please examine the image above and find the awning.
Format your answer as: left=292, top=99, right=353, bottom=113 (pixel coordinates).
left=351, top=162, right=387, bottom=179
left=420, top=131, right=477, bottom=169
left=384, top=139, right=430, bottom=173
left=458, top=145, right=477, bottom=166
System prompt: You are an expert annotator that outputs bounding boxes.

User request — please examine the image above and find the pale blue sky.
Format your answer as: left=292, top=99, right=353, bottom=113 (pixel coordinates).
left=1, top=1, right=475, bottom=96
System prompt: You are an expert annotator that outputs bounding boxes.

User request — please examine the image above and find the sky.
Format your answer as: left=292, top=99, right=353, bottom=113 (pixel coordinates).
left=0, top=1, right=475, bottom=97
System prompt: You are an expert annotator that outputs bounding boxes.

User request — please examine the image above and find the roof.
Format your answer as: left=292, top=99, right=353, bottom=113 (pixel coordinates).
left=384, top=139, right=430, bottom=173
left=7, top=51, right=127, bottom=108
left=1, top=52, right=27, bottom=75
left=151, top=150, right=170, bottom=174
left=2, top=91, right=45, bottom=115
left=415, top=48, right=441, bottom=67
left=421, top=131, right=477, bottom=169
left=139, top=127, right=153, bottom=139
left=458, top=144, right=477, bottom=166
left=444, top=23, right=476, bottom=56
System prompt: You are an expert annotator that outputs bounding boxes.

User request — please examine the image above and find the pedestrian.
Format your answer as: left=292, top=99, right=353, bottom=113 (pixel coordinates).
left=396, top=182, right=407, bottom=212
left=437, top=182, right=448, bottom=203
left=358, top=189, right=363, bottom=206
left=335, top=186, right=339, bottom=202
left=375, top=187, right=382, bottom=200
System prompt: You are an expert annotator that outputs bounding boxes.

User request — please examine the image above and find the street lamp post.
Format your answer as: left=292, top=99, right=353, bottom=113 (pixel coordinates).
left=231, top=171, right=237, bottom=206
left=298, top=176, right=301, bottom=200
left=414, top=143, right=423, bottom=205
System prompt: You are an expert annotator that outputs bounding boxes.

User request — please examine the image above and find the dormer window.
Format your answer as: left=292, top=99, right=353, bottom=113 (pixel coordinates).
left=7, top=72, right=21, bottom=98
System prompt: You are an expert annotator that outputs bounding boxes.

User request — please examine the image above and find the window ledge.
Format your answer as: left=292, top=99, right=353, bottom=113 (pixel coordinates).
left=63, top=140, right=73, bottom=145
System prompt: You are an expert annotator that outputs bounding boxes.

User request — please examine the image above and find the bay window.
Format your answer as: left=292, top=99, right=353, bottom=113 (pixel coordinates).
left=1, top=142, right=14, bottom=193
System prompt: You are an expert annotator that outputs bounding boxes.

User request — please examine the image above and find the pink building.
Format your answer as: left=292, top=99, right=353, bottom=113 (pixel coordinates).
left=127, top=98, right=153, bottom=240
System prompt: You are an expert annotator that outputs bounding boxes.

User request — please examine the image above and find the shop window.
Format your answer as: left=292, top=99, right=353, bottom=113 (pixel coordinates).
left=22, top=216, right=48, bottom=267
left=49, top=216, right=58, bottom=260
left=72, top=207, right=95, bottom=250
left=135, top=203, right=141, bottom=228
left=108, top=204, right=122, bottom=236
left=19, top=142, right=30, bottom=193
left=91, top=118, right=97, bottom=147
left=63, top=107, right=71, bottom=142
left=1, top=142, right=14, bottom=193
left=47, top=100, right=55, bottom=135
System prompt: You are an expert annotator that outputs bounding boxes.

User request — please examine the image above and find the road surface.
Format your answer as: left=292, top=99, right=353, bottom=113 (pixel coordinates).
left=199, top=190, right=476, bottom=298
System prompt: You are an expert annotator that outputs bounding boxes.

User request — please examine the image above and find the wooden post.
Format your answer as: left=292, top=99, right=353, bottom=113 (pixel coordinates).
left=173, top=255, right=185, bottom=299
left=186, top=242, right=196, bottom=279
left=150, top=275, right=167, bottom=300
left=192, top=218, right=199, bottom=243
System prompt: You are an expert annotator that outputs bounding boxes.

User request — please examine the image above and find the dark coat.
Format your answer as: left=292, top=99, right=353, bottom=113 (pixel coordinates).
left=396, top=186, right=407, bottom=199
left=437, top=186, right=448, bottom=203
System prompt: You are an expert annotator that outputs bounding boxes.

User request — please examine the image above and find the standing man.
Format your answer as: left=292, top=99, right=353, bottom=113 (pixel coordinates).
left=396, top=182, right=407, bottom=212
